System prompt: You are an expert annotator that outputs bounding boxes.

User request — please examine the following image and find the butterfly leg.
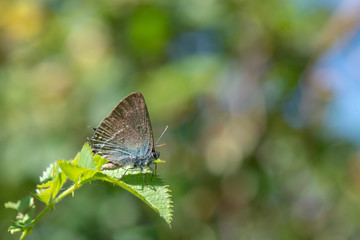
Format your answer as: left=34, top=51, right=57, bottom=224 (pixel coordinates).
left=148, top=163, right=157, bottom=181
left=119, top=166, right=136, bottom=180
left=140, top=167, right=148, bottom=187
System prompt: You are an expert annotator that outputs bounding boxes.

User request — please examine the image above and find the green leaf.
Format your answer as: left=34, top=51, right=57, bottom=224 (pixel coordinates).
left=57, top=161, right=100, bottom=186
left=5, top=196, right=35, bottom=234
left=5, top=143, right=173, bottom=238
left=72, top=143, right=174, bottom=226
left=61, top=144, right=173, bottom=226
left=35, top=164, right=67, bottom=204
left=57, top=160, right=88, bottom=182
left=5, top=195, right=34, bottom=212
left=94, top=154, right=108, bottom=171
left=39, top=163, right=57, bottom=183
left=77, top=142, right=96, bottom=169
left=57, top=143, right=102, bottom=183
left=98, top=169, right=173, bottom=227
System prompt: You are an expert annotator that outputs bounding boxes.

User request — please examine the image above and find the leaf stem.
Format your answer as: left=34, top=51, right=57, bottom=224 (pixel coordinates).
left=52, top=183, right=78, bottom=205
left=20, top=229, right=29, bottom=240
left=19, top=184, right=78, bottom=240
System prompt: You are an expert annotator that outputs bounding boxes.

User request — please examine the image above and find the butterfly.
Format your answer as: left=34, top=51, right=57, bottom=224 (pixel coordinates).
left=89, top=92, right=165, bottom=184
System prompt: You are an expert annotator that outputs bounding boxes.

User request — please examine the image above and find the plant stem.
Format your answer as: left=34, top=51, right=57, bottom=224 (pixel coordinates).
left=52, top=183, right=78, bottom=205
left=19, top=184, right=78, bottom=240
left=20, top=229, right=29, bottom=240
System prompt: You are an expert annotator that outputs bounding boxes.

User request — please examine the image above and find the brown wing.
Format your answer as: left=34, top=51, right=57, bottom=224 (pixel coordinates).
left=89, top=92, right=155, bottom=165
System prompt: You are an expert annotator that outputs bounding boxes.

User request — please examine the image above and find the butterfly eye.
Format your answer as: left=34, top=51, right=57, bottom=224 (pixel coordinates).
left=153, top=151, right=160, bottom=159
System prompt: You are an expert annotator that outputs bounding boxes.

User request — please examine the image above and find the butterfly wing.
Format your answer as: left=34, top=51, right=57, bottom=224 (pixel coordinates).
left=89, top=92, right=155, bottom=166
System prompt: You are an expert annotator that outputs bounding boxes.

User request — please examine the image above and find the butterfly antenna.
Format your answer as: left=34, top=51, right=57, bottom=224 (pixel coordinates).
left=155, top=125, right=168, bottom=147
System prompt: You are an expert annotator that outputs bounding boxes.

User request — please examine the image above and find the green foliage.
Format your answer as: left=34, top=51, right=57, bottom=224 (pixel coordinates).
left=5, top=196, right=35, bottom=234
left=5, top=143, right=173, bottom=239
left=36, top=163, right=67, bottom=204
left=101, top=169, right=173, bottom=226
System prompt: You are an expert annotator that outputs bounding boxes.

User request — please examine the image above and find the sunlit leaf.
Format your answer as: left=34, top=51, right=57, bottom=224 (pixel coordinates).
left=77, top=142, right=96, bottom=169
left=35, top=164, right=67, bottom=204
left=99, top=169, right=173, bottom=227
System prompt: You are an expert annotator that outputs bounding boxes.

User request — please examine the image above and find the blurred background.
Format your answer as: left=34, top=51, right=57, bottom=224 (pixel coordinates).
left=1, top=0, right=360, bottom=239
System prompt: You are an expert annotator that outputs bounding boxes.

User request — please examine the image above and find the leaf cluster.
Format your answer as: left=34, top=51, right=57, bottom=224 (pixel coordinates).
left=5, top=143, right=173, bottom=239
